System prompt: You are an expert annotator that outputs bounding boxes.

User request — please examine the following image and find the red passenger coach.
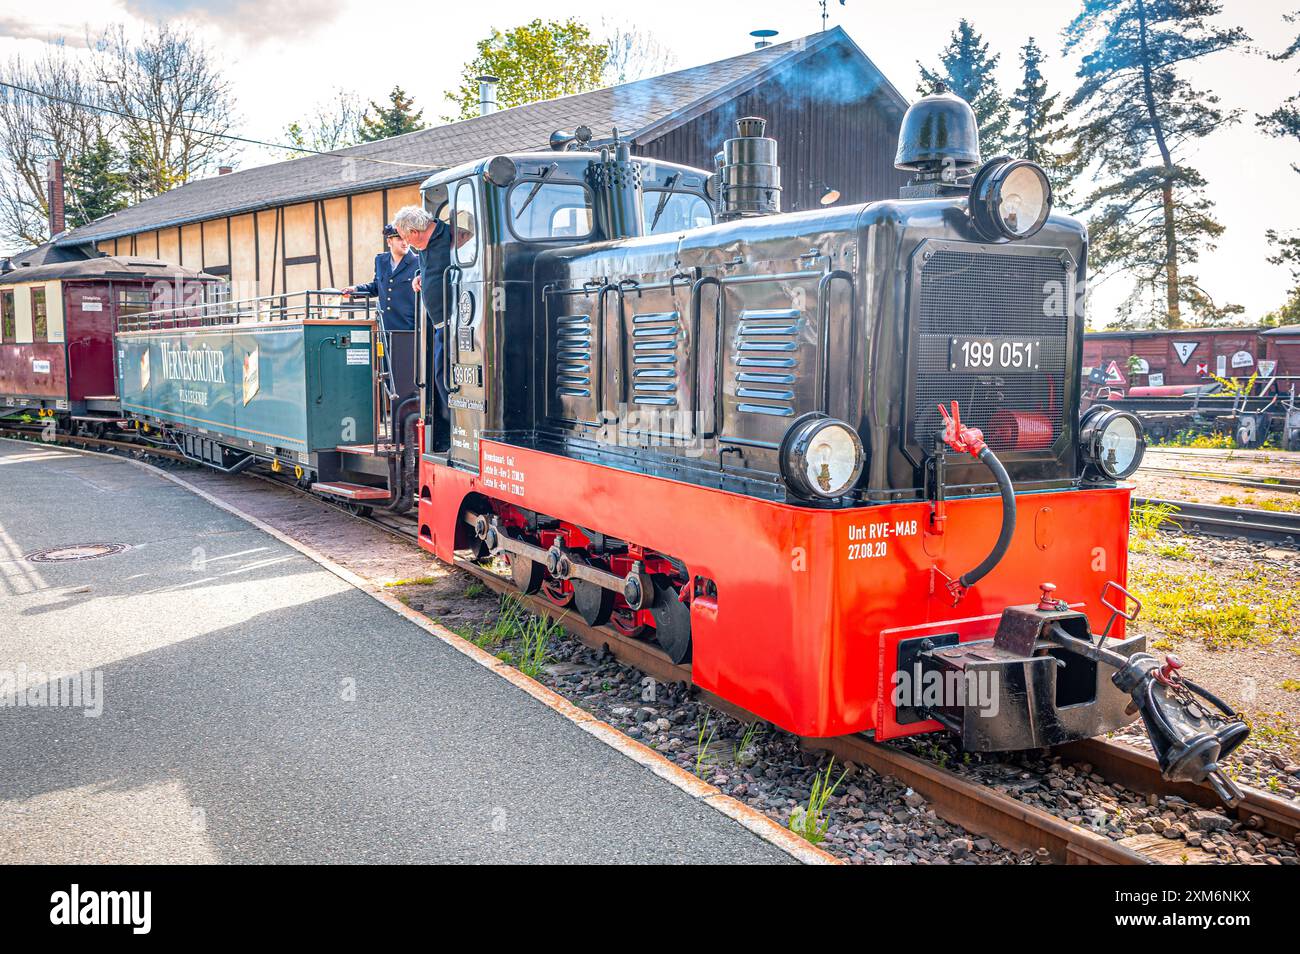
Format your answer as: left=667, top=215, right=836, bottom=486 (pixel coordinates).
left=0, top=257, right=214, bottom=424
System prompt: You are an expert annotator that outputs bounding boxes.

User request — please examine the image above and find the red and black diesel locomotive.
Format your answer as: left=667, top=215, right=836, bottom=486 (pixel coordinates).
left=82, top=94, right=1251, bottom=804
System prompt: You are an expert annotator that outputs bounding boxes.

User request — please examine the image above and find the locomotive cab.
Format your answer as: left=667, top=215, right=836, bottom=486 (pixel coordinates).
left=415, top=149, right=714, bottom=470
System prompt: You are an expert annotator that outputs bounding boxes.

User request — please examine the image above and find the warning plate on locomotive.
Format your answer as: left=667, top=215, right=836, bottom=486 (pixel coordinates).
left=950, top=336, right=1041, bottom=373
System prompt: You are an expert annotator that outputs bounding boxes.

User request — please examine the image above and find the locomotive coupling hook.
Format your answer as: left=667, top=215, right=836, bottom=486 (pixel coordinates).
left=936, top=401, right=1016, bottom=603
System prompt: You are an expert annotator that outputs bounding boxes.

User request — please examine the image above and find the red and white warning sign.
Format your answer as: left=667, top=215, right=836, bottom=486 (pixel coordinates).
left=1195, top=361, right=1209, bottom=376
left=1104, top=360, right=1126, bottom=384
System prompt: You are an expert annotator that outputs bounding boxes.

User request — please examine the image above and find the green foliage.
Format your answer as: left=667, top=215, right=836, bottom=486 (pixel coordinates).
left=446, top=19, right=608, bottom=122
left=516, top=612, right=559, bottom=678
left=788, top=758, right=849, bottom=845
left=918, top=19, right=1012, bottom=156
left=1007, top=38, right=1079, bottom=204
left=358, top=86, right=426, bottom=143
left=694, top=714, right=716, bottom=778
left=1065, top=0, right=1249, bottom=329
left=64, top=134, right=128, bottom=229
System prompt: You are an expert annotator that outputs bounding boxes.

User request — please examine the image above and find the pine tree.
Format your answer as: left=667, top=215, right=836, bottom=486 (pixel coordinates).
left=64, top=135, right=127, bottom=228
left=1007, top=38, right=1078, bottom=204
left=1066, top=0, right=1248, bottom=329
left=1258, top=9, right=1300, bottom=325
left=358, top=87, right=425, bottom=143
left=917, top=19, right=1012, bottom=157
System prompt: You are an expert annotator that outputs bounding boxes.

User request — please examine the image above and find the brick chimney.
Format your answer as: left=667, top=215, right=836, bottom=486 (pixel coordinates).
left=218, top=166, right=233, bottom=175
left=46, top=159, right=65, bottom=236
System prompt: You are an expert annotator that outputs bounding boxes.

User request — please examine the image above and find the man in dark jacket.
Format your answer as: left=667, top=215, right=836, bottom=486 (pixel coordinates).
left=344, top=224, right=419, bottom=398
left=393, top=206, right=452, bottom=408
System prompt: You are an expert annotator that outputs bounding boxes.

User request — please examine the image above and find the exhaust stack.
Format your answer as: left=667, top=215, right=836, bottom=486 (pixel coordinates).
left=716, top=116, right=781, bottom=221
left=585, top=130, right=644, bottom=240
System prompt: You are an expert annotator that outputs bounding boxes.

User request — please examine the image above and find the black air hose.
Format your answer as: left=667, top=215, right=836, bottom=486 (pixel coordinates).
left=959, top=446, right=1016, bottom=588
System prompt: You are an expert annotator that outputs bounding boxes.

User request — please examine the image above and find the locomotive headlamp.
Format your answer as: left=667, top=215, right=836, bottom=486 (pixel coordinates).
left=1080, top=406, right=1146, bottom=480
left=969, top=158, right=1052, bottom=241
left=780, top=415, right=865, bottom=500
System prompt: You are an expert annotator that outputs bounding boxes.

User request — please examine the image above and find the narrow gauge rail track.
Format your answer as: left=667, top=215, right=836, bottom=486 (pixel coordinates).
left=10, top=428, right=1297, bottom=864
left=1139, top=465, right=1300, bottom=495
left=1135, top=496, right=1300, bottom=546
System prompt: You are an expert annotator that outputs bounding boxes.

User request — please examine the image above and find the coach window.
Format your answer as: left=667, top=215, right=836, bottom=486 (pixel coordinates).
left=118, top=288, right=151, bottom=319
left=452, top=179, right=478, bottom=268
left=0, top=289, right=13, bottom=342
left=31, top=287, right=46, bottom=341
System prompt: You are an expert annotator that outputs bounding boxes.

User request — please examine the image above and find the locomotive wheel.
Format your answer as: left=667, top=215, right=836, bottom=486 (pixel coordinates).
left=340, top=502, right=374, bottom=518
left=649, top=578, right=692, bottom=664
left=540, top=576, right=573, bottom=608
left=570, top=555, right=615, bottom=627
left=609, top=608, right=646, bottom=639
left=508, top=553, right=544, bottom=594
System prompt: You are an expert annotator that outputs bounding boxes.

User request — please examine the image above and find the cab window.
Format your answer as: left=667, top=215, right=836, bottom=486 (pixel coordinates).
left=452, top=179, right=478, bottom=267
left=508, top=181, right=594, bottom=241
left=643, top=191, right=713, bottom=234
left=0, top=289, right=13, bottom=341
left=31, top=287, right=46, bottom=341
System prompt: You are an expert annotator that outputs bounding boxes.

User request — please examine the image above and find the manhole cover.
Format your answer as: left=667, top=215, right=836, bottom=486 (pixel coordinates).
left=26, top=543, right=128, bottom=563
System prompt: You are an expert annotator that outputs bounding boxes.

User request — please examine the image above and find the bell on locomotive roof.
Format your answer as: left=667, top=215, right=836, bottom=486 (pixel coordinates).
left=895, top=91, right=981, bottom=199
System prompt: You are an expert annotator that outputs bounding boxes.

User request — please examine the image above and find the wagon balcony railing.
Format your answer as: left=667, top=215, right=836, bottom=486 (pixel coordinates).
left=118, top=289, right=376, bottom=332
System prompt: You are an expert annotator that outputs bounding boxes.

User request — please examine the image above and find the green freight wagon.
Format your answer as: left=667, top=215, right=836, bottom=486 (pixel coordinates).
left=116, top=318, right=377, bottom=479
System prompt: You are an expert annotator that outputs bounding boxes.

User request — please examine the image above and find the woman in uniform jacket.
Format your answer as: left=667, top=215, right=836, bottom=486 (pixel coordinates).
left=344, top=224, right=419, bottom=397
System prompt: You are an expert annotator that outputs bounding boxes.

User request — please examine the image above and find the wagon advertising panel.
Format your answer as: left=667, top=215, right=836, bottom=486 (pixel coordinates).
left=116, top=321, right=376, bottom=454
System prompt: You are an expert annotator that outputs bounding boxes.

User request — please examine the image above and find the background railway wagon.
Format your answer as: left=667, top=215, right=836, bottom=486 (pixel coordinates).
left=1261, top=325, right=1300, bottom=379
left=0, top=257, right=214, bottom=418
left=1081, top=326, right=1292, bottom=391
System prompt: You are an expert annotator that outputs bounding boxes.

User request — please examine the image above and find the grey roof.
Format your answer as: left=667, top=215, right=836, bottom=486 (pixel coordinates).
left=0, top=256, right=213, bottom=286
left=1, top=241, right=94, bottom=270
left=55, top=27, right=906, bottom=248
left=1261, top=325, right=1300, bottom=336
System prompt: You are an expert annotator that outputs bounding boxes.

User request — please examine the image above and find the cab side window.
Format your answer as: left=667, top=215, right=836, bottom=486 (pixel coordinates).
left=452, top=179, right=478, bottom=268
left=0, top=290, right=13, bottom=341
left=31, top=287, right=46, bottom=341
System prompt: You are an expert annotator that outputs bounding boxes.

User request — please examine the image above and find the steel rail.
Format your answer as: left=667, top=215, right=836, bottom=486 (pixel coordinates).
left=1060, top=738, right=1297, bottom=844
left=1139, top=465, right=1300, bottom=494
left=1134, top=496, right=1300, bottom=546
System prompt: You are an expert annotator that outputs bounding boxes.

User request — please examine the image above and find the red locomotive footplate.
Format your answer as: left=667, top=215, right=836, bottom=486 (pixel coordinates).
left=417, top=433, right=1131, bottom=740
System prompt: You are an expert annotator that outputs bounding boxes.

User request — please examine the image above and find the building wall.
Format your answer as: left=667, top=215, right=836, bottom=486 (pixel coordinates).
left=95, top=183, right=421, bottom=300
left=639, top=46, right=910, bottom=211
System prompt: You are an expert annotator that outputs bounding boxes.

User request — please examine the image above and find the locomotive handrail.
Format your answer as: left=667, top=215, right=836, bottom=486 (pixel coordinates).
left=595, top=282, right=622, bottom=409
left=816, top=270, right=856, bottom=416
left=442, top=264, right=463, bottom=396
left=690, top=274, right=721, bottom=439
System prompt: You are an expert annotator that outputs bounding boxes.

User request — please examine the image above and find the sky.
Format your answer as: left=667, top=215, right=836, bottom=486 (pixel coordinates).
left=1, top=0, right=1297, bottom=326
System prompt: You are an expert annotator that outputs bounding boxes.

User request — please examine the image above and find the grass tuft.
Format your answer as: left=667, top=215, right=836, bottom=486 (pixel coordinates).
left=788, top=757, right=849, bottom=845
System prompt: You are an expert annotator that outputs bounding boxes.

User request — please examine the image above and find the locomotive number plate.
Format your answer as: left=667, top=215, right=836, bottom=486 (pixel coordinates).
left=452, top=363, right=483, bottom=387
left=950, top=336, right=1042, bottom=372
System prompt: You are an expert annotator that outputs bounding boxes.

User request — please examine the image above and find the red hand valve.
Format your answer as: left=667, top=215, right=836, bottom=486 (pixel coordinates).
left=937, top=401, right=987, bottom=458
